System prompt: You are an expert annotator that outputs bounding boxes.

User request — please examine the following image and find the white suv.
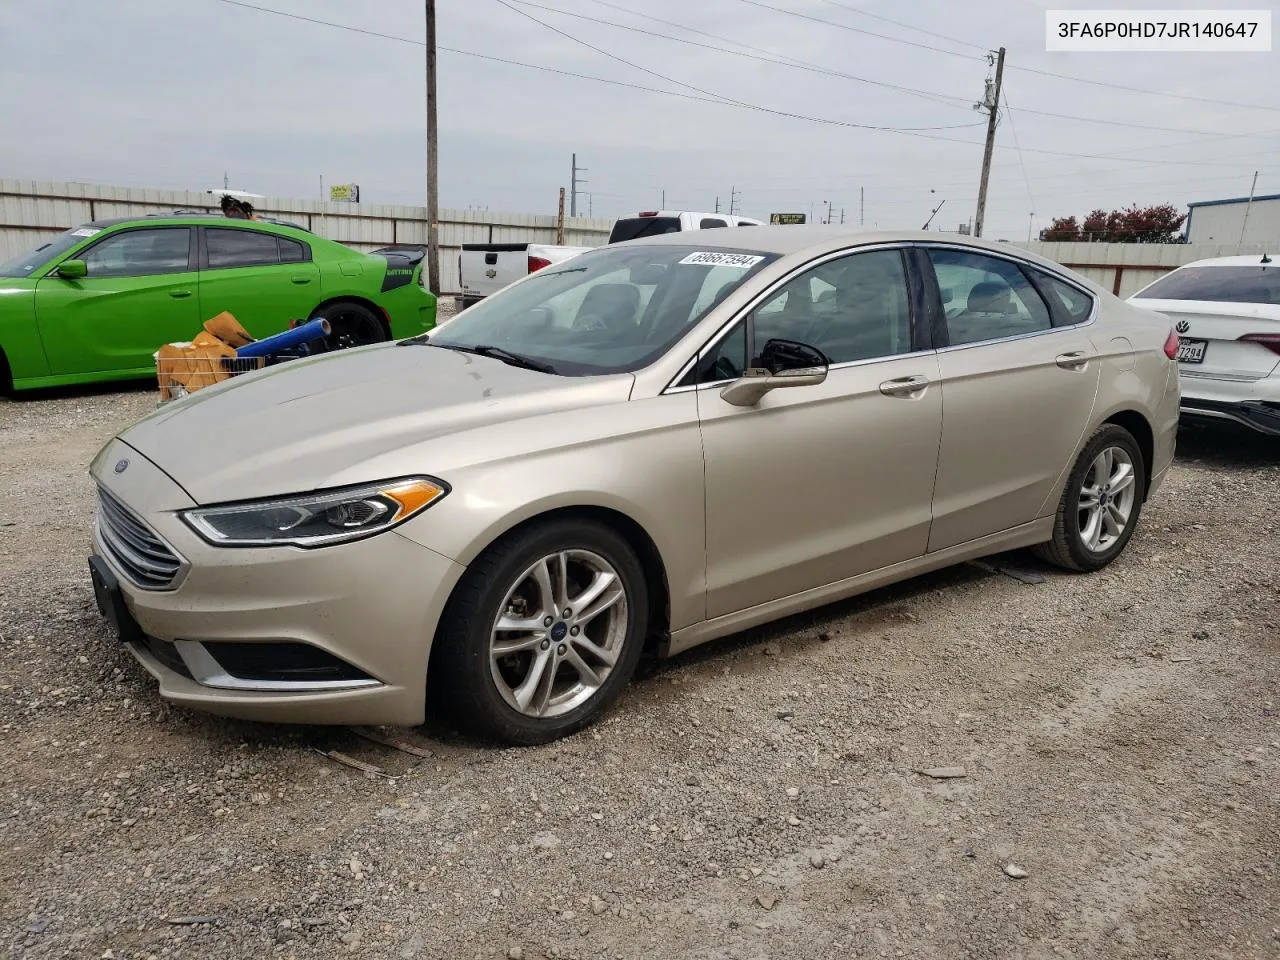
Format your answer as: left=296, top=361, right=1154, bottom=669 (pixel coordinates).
left=1130, top=254, right=1280, bottom=435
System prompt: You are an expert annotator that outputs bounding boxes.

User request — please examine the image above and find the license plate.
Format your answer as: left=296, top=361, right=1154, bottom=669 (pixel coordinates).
left=1176, top=338, right=1207, bottom=363
left=88, top=556, right=145, bottom=644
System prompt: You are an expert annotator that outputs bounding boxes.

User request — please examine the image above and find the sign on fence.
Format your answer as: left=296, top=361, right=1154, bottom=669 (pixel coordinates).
left=769, top=213, right=806, bottom=224
left=329, top=183, right=360, bottom=203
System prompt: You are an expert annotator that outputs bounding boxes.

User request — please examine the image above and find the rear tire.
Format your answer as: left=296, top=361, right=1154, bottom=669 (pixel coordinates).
left=311, top=302, right=387, bottom=351
left=1034, top=423, right=1146, bottom=572
left=430, top=519, right=648, bottom=745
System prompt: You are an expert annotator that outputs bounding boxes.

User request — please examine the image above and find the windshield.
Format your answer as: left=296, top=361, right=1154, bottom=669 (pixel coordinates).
left=1134, top=265, right=1280, bottom=304
left=423, top=244, right=778, bottom=375
left=0, top=227, right=99, bottom=278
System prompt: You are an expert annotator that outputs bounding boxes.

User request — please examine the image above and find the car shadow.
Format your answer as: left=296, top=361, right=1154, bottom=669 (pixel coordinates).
left=1175, top=421, right=1280, bottom=469
left=1, top=378, right=154, bottom=404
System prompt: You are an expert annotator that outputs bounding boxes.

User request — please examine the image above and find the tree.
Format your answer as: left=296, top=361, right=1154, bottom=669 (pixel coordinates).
left=1041, top=215, right=1080, bottom=241
left=1046, top=204, right=1187, bottom=243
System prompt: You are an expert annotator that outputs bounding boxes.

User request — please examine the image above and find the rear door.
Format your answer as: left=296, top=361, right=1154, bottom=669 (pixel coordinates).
left=34, top=226, right=199, bottom=375
left=197, top=227, right=320, bottom=338
left=925, top=245, right=1101, bottom=552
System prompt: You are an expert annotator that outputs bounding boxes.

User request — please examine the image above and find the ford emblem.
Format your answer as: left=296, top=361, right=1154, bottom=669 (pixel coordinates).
left=114, top=459, right=129, bottom=474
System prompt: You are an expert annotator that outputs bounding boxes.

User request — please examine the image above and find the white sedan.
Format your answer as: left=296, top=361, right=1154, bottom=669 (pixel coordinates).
left=1130, top=254, right=1280, bottom=435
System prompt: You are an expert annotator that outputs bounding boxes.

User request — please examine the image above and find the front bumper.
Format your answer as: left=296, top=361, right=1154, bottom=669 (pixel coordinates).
left=1178, top=372, right=1280, bottom=436
left=89, top=440, right=466, bottom=726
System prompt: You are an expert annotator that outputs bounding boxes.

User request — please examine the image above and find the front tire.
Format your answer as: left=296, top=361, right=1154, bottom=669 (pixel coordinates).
left=1034, top=423, right=1146, bottom=572
left=431, top=519, right=649, bottom=745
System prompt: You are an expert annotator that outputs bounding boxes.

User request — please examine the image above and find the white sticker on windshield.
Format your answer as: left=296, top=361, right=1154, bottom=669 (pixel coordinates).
left=70, top=227, right=101, bottom=237
left=678, top=251, right=765, bottom=269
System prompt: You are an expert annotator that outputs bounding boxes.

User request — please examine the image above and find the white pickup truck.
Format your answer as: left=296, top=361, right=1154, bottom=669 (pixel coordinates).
left=458, top=211, right=763, bottom=307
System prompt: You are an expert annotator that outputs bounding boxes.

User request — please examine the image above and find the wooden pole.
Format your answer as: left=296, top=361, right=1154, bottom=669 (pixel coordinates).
left=425, top=0, right=441, bottom=295
left=973, top=46, right=1005, bottom=240
left=556, top=187, right=566, bottom=245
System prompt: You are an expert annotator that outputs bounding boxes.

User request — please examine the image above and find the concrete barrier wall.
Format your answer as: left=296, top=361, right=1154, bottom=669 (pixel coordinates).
left=0, top=179, right=615, bottom=295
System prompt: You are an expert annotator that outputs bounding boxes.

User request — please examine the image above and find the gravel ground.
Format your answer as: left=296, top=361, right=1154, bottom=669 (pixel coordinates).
left=1, top=376, right=1277, bottom=960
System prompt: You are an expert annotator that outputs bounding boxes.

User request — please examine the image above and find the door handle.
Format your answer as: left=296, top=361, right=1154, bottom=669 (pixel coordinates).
left=1055, top=351, right=1092, bottom=370
left=290, top=275, right=313, bottom=285
left=879, top=375, right=931, bottom=397
left=168, top=290, right=192, bottom=299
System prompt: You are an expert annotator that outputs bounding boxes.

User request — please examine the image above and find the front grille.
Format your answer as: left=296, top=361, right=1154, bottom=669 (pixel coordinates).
left=96, top=488, right=184, bottom=590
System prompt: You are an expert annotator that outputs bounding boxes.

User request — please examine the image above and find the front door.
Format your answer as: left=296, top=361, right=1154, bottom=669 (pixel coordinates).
left=197, top=226, right=320, bottom=338
left=35, top=226, right=199, bottom=376
left=695, top=246, right=944, bottom=618
left=925, top=246, right=1101, bottom=551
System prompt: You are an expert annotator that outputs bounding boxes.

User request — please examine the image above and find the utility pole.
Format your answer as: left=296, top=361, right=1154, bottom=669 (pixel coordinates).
left=1237, top=170, right=1259, bottom=251
left=973, top=46, right=1005, bottom=240
left=425, top=0, right=441, bottom=294
left=1026, top=211, right=1035, bottom=243
left=661, top=189, right=665, bottom=209
left=556, top=187, right=566, bottom=245
left=840, top=208, right=845, bottom=225
left=223, top=171, right=229, bottom=190
left=588, top=193, right=593, bottom=218
left=729, top=186, right=739, bottom=216
left=570, top=154, right=587, bottom=218
left=824, top=200, right=832, bottom=225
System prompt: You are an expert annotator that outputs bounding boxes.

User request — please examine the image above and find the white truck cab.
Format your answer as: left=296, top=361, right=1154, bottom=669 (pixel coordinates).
left=607, top=211, right=763, bottom=244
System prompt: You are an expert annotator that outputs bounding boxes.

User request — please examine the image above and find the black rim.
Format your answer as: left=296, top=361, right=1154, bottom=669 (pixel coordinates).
left=323, top=311, right=382, bottom=350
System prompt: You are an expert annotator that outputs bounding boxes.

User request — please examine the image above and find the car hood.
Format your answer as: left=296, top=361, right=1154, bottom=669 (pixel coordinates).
left=119, top=343, right=635, bottom=504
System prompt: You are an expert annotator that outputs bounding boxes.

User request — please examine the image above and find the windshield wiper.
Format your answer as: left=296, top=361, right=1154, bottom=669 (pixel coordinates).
left=471, top=345, right=558, bottom=374
left=399, top=338, right=557, bottom=374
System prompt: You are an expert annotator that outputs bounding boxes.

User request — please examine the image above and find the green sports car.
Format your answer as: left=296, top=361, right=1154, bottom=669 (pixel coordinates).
left=0, top=214, right=437, bottom=391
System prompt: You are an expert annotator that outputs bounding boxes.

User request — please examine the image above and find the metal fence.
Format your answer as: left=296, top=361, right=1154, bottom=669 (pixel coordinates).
left=0, top=179, right=615, bottom=294
left=1020, top=239, right=1274, bottom=298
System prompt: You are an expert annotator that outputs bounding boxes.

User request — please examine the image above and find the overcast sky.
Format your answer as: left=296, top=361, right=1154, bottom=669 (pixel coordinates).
left=2, top=0, right=1276, bottom=239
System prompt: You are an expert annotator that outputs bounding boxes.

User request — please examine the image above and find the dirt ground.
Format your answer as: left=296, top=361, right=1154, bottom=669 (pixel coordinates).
left=1, top=383, right=1277, bottom=960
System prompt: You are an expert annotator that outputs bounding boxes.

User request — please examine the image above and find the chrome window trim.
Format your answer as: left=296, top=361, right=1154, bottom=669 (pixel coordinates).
left=916, top=241, right=1100, bottom=352
left=172, top=640, right=383, bottom=693
left=667, top=346, right=939, bottom=394
left=661, top=241, right=916, bottom=395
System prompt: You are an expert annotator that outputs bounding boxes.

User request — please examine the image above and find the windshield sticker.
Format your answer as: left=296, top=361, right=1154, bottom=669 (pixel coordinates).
left=70, top=227, right=101, bottom=238
left=678, top=251, right=765, bottom=269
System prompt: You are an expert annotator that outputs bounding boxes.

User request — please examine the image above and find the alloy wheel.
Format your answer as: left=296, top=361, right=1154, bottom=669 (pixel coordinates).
left=1077, top=445, right=1137, bottom=553
left=488, top=549, right=629, bottom=718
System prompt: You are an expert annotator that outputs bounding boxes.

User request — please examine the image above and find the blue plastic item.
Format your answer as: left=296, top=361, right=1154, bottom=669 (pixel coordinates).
left=235, top=318, right=332, bottom=358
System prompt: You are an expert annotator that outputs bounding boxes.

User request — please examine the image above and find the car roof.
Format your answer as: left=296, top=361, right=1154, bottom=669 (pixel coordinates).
left=620, top=225, right=1061, bottom=262
left=83, top=213, right=311, bottom=233
left=1172, top=255, right=1275, bottom=268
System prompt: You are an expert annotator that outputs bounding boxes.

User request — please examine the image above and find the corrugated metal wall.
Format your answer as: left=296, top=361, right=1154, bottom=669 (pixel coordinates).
left=1185, top=197, right=1280, bottom=248
left=0, top=179, right=615, bottom=294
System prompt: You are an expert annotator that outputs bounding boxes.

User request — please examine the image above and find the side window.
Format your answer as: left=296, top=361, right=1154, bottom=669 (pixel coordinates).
left=696, top=322, right=747, bottom=384
left=699, top=218, right=728, bottom=229
left=278, top=237, right=308, bottom=264
left=79, top=228, right=191, bottom=277
left=928, top=249, right=1052, bottom=346
left=750, top=249, right=913, bottom=365
left=736, top=219, right=758, bottom=227
left=1028, top=268, right=1094, bottom=326
left=207, top=229, right=282, bottom=268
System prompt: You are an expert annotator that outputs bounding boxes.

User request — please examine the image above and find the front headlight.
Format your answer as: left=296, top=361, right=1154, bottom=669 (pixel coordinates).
left=181, top=477, right=447, bottom=548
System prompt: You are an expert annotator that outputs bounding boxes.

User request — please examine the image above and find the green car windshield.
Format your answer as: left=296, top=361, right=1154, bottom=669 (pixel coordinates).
left=0, top=228, right=95, bottom=278
left=424, top=244, right=777, bottom=376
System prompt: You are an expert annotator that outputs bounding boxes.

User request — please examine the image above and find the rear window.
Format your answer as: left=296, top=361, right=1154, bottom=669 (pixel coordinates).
left=608, top=217, right=682, bottom=244
left=1134, top=265, right=1280, bottom=304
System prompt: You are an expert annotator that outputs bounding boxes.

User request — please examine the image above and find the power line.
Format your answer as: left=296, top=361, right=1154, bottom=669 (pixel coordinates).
left=815, top=0, right=988, bottom=52
left=493, top=0, right=982, bottom=133
left=731, top=0, right=1280, bottom=114
left=1001, top=92, right=1036, bottom=214
left=518, top=0, right=973, bottom=110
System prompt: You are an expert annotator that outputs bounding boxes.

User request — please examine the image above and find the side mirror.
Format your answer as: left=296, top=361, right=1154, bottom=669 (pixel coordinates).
left=56, top=259, right=87, bottom=280
left=720, top=338, right=828, bottom=407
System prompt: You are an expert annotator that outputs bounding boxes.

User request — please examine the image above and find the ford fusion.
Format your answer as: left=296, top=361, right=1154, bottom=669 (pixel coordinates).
left=89, top=228, right=1181, bottom=744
